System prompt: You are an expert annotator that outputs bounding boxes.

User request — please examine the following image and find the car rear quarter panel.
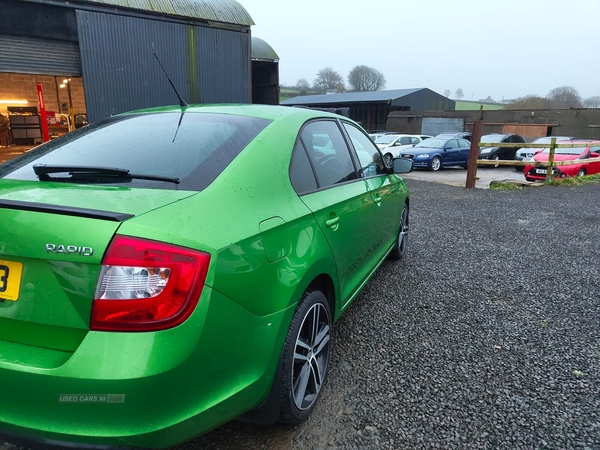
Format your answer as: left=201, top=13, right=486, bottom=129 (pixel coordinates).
left=118, top=114, right=339, bottom=318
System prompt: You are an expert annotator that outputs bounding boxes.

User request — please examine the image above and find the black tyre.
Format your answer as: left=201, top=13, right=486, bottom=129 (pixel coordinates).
left=430, top=156, right=442, bottom=171
left=388, top=204, right=409, bottom=260
left=492, top=154, right=500, bottom=168
left=278, top=290, right=332, bottom=423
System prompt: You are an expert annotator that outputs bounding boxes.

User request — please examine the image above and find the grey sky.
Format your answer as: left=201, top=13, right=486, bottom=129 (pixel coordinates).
left=242, top=0, right=599, bottom=101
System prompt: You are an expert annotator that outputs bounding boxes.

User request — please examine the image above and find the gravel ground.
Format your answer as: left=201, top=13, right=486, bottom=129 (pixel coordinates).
left=3, top=180, right=600, bottom=450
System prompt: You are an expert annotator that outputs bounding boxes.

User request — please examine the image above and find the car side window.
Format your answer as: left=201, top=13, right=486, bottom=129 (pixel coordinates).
left=458, top=139, right=470, bottom=147
left=342, top=122, right=386, bottom=178
left=289, top=140, right=318, bottom=195
left=400, top=137, right=412, bottom=145
left=446, top=139, right=459, bottom=149
left=411, top=137, right=420, bottom=144
left=300, top=120, right=357, bottom=188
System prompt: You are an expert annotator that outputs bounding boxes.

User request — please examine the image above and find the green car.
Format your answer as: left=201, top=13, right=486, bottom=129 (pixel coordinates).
left=0, top=104, right=411, bottom=449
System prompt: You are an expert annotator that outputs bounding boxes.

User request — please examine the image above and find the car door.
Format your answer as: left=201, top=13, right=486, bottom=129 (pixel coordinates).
left=585, top=146, right=600, bottom=175
left=295, top=120, right=376, bottom=307
left=456, top=138, right=471, bottom=165
left=442, top=139, right=460, bottom=166
left=342, top=121, right=403, bottom=263
left=503, top=135, right=523, bottom=159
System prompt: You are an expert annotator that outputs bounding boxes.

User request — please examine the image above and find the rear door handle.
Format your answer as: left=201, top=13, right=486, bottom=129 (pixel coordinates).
left=374, top=193, right=382, bottom=206
left=326, top=216, right=340, bottom=228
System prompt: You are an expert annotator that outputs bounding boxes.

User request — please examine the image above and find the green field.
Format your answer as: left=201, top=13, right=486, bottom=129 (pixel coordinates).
left=455, top=101, right=504, bottom=111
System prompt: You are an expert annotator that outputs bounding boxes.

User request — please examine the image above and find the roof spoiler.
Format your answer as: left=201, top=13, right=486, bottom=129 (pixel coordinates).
left=288, top=105, right=350, bottom=118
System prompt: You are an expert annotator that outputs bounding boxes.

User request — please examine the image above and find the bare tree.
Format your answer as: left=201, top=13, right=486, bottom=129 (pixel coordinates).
left=584, top=96, right=600, bottom=108
left=443, top=89, right=451, bottom=98
left=296, top=78, right=310, bottom=90
left=547, top=86, right=583, bottom=108
left=313, top=67, right=344, bottom=93
left=455, top=88, right=464, bottom=100
left=504, top=95, right=555, bottom=109
left=347, top=65, right=386, bottom=92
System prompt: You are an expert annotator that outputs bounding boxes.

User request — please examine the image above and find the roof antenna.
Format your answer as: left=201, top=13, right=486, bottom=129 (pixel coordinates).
left=153, top=52, right=188, bottom=108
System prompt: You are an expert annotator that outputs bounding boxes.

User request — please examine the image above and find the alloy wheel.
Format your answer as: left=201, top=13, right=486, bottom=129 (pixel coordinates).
left=398, top=206, right=408, bottom=255
left=292, top=303, right=331, bottom=411
left=431, top=157, right=441, bottom=171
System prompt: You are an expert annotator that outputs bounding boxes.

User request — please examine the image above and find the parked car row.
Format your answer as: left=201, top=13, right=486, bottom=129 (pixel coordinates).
left=369, top=130, right=600, bottom=180
left=394, top=132, right=524, bottom=171
left=373, top=134, right=433, bottom=165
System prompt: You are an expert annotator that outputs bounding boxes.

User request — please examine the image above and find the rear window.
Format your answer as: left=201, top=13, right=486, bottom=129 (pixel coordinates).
left=480, top=135, right=506, bottom=144
left=0, top=112, right=271, bottom=191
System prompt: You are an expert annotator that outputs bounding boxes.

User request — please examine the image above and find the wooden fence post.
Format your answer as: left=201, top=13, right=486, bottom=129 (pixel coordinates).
left=545, top=138, right=557, bottom=182
left=465, top=120, right=482, bottom=188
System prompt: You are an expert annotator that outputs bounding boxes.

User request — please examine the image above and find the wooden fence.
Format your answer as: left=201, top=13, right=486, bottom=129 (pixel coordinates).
left=477, top=138, right=600, bottom=182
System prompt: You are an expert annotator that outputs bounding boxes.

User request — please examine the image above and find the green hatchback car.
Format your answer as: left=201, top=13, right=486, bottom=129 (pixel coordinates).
left=0, top=104, right=411, bottom=449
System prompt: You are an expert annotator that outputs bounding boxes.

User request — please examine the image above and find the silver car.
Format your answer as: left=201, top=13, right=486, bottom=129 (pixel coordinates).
left=374, top=134, right=433, bottom=165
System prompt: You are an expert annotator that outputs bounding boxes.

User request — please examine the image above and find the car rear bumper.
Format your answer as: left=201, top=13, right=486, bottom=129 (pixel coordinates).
left=0, top=287, right=293, bottom=449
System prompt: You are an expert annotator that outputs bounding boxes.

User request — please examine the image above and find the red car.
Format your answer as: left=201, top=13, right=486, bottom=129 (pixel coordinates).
left=524, top=140, right=600, bottom=181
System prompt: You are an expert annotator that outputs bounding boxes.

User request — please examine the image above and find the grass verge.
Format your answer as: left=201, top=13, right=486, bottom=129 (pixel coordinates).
left=546, top=174, right=600, bottom=186
left=489, top=182, right=524, bottom=191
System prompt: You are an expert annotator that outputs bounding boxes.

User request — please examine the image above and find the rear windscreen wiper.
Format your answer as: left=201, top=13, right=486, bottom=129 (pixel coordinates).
left=33, top=164, right=180, bottom=184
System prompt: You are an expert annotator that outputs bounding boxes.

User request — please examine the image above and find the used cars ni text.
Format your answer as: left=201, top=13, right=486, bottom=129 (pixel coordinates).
left=0, top=104, right=412, bottom=449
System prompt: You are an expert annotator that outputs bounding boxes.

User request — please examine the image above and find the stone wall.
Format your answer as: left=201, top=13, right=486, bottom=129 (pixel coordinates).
left=387, top=109, right=600, bottom=140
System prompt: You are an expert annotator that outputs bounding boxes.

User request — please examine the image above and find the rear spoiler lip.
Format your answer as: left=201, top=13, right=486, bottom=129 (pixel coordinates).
left=0, top=199, right=134, bottom=222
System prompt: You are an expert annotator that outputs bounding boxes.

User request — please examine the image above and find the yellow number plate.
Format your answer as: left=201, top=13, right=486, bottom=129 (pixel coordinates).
left=0, top=260, right=23, bottom=301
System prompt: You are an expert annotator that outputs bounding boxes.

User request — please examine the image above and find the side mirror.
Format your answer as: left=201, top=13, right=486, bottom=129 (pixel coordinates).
left=392, top=157, right=413, bottom=174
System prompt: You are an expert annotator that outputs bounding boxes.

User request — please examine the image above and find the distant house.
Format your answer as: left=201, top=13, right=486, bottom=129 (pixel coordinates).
left=281, top=88, right=454, bottom=131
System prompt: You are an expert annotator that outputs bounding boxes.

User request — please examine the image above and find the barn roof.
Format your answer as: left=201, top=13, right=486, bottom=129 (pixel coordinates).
left=281, top=88, right=427, bottom=105
left=251, top=37, right=279, bottom=62
left=73, top=0, right=254, bottom=26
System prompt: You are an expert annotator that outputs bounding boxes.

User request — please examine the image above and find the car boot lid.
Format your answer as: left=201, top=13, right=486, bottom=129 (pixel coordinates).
left=0, top=179, right=197, bottom=218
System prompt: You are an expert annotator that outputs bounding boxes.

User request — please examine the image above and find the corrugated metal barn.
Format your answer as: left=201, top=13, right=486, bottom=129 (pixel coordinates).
left=0, top=0, right=264, bottom=123
left=281, top=88, right=455, bottom=132
left=251, top=37, right=279, bottom=106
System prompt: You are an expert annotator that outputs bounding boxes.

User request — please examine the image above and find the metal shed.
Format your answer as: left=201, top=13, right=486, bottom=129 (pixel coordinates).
left=0, top=0, right=255, bottom=122
left=251, top=37, right=279, bottom=105
left=281, top=88, right=455, bottom=132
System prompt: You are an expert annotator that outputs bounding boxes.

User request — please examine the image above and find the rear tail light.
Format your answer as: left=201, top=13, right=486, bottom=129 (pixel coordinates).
left=91, top=235, right=210, bottom=332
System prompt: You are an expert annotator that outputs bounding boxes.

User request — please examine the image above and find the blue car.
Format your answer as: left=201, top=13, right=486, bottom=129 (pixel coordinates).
left=400, top=137, right=471, bottom=171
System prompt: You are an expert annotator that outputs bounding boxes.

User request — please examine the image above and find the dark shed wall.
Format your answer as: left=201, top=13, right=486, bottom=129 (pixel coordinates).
left=395, top=90, right=454, bottom=111
left=1, top=0, right=78, bottom=42
left=387, top=109, right=600, bottom=140
left=77, top=10, right=250, bottom=122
